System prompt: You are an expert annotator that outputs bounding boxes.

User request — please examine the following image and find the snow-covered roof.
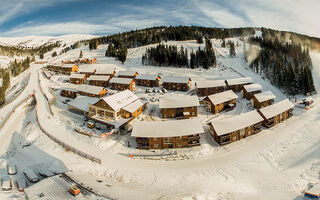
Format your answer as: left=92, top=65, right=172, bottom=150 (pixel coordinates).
left=68, top=96, right=99, bottom=112
left=109, top=77, right=133, bottom=85
left=117, top=70, right=137, bottom=77
left=61, top=86, right=78, bottom=92
left=243, top=83, right=263, bottom=93
left=122, top=100, right=144, bottom=113
left=77, top=84, right=105, bottom=95
left=254, top=91, right=276, bottom=103
left=79, top=68, right=96, bottom=73
left=132, top=118, right=204, bottom=138
left=135, top=74, right=160, bottom=81
left=61, top=64, right=77, bottom=68
left=226, top=77, right=253, bottom=86
left=95, top=68, right=116, bottom=75
left=102, top=90, right=139, bottom=111
left=206, top=90, right=238, bottom=105
left=0, top=78, right=3, bottom=87
left=87, top=75, right=110, bottom=81
left=159, top=95, right=200, bottom=109
left=162, top=76, right=190, bottom=84
left=70, top=73, right=85, bottom=79
left=196, top=80, right=226, bottom=89
left=210, top=110, right=264, bottom=136
left=258, top=99, right=294, bottom=119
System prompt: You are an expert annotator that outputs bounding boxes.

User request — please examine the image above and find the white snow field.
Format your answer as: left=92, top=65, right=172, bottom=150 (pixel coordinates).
left=0, top=36, right=320, bottom=200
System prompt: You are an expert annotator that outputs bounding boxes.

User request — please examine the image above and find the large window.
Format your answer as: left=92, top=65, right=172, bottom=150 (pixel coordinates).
left=164, top=137, right=172, bottom=144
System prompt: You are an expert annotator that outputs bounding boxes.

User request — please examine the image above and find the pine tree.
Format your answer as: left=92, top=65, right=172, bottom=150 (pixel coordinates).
left=79, top=50, right=83, bottom=58
left=40, top=53, right=44, bottom=59
left=52, top=51, right=57, bottom=57
left=229, top=41, right=236, bottom=57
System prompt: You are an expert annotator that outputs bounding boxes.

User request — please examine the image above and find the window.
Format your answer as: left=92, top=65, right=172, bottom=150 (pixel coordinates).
left=154, top=144, right=159, bottom=148
left=164, top=138, right=172, bottom=144
left=240, top=128, right=245, bottom=136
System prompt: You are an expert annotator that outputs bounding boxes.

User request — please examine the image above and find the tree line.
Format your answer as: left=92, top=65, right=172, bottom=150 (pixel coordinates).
left=247, top=36, right=315, bottom=95
left=142, top=40, right=216, bottom=69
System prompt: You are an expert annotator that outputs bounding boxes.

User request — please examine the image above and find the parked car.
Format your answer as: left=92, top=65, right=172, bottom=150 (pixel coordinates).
left=23, top=169, right=39, bottom=183
left=1, top=177, right=12, bottom=191
left=7, top=164, right=17, bottom=175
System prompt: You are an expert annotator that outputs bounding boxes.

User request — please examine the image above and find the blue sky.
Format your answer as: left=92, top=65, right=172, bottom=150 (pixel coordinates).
left=0, top=0, right=319, bottom=37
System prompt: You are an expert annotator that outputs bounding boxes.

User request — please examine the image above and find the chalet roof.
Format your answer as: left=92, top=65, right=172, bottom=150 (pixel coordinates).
left=70, top=73, right=86, bottom=79
left=206, top=90, right=238, bottom=105
left=102, top=90, right=139, bottom=111
left=258, top=99, right=294, bottom=119
left=77, top=84, right=105, bottom=95
left=210, top=110, right=264, bottom=136
left=79, top=68, right=96, bottom=73
left=61, top=64, right=77, bottom=68
left=226, top=77, right=253, bottom=86
left=81, top=64, right=117, bottom=74
left=196, top=80, right=226, bottom=89
left=87, top=75, right=110, bottom=81
left=135, top=74, right=160, bottom=81
left=109, top=77, right=133, bottom=85
left=243, top=83, right=263, bottom=93
left=122, top=100, right=144, bottom=113
left=254, top=91, right=276, bottom=103
left=131, top=118, right=204, bottom=138
left=162, top=76, right=190, bottom=84
left=159, top=95, right=200, bottom=109
left=60, top=86, right=78, bottom=92
left=116, top=71, right=137, bottom=77
left=68, top=96, right=99, bottom=112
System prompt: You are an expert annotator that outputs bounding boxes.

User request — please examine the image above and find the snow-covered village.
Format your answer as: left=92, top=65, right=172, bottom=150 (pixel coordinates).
left=1, top=1, right=320, bottom=200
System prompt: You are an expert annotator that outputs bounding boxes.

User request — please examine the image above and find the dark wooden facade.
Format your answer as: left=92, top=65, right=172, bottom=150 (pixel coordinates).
left=210, top=123, right=262, bottom=145
left=258, top=109, right=293, bottom=128
left=117, top=72, right=138, bottom=79
left=242, top=88, right=262, bottom=100
left=204, top=98, right=236, bottom=114
left=135, top=77, right=161, bottom=87
left=78, top=88, right=107, bottom=98
left=110, top=80, right=135, bottom=91
left=70, top=75, right=86, bottom=84
left=60, top=89, right=77, bottom=99
left=163, top=82, right=190, bottom=91
left=161, top=107, right=197, bottom=118
left=197, top=86, right=225, bottom=97
left=87, top=76, right=110, bottom=87
left=252, top=97, right=274, bottom=109
left=136, top=134, right=200, bottom=149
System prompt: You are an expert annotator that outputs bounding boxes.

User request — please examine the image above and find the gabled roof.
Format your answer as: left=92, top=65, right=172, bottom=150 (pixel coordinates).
left=87, top=75, right=110, bottom=81
left=77, top=84, right=105, bottom=95
left=254, top=91, right=276, bottom=103
left=79, top=68, right=96, bottom=73
left=243, top=83, right=263, bottom=93
left=68, top=96, right=99, bottom=112
left=206, top=90, right=238, bottom=105
left=70, top=73, right=86, bottom=79
left=80, top=64, right=117, bottom=74
left=210, top=110, right=264, bottom=136
left=117, top=71, right=137, bottom=77
left=162, top=76, right=190, bottom=84
left=109, top=77, right=133, bottom=85
left=196, top=80, right=226, bottom=89
left=132, top=118, right=204, bottom=138
left=258, top=99, right=294, bottom=119
left=102, top=90, right=139, bottom=111
left=226, top=77, right=253, bottom=86
left=159, top=95, right=199, bottom=109
left=61, top=64, right=77, bottom=68
left=135, top=74, right=160, bottom=81
left=122, top=100, right=144, bottom=113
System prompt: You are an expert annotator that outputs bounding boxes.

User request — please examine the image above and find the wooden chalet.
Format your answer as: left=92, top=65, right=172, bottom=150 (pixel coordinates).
left=87, top=75, right=110, bottom=87
left=88, top=90, right=144, bottom=120
left=210, top=110, right=264, bottom=145
left=252, top=91, right=275, bottom=109
left=159, top=95, right=199, bottom=119
left=116, top=71, right=138, bottom=79
left=64, top=58, right=96, bottom=64
left=79, top=68, right=96, bottom=77
left=196, top=80, right=226, bottom=97
left=132, top=118, right=204, bottom=149
left=162, top=76, right=191, bottom=91
left=109, top=77, right=135, bottom=91
left=258, top=99, right=294, bottom=128
left=242, top=83, right=263, bottom=100
left=135, top=74, right=161, bottom=87
left=60, top=85, right=78, bottom=99
left=59, top=64, right=79, bottom=75
left=204, top=90, right=238, bottom=114
left=70, top=73, right=86, bottom=84
left=76, top=84, right=107, bottom=98
left=225, top=77, right=253, bottom=92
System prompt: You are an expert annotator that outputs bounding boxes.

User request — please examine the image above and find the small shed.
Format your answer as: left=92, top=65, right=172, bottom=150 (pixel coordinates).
left=210, top=110, right=264, bottom=145
left=204, top=90, right=238, bottom=114
left=258, top=99, right=294, bottom=128
left=132, top=118, right=204, bottom=149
